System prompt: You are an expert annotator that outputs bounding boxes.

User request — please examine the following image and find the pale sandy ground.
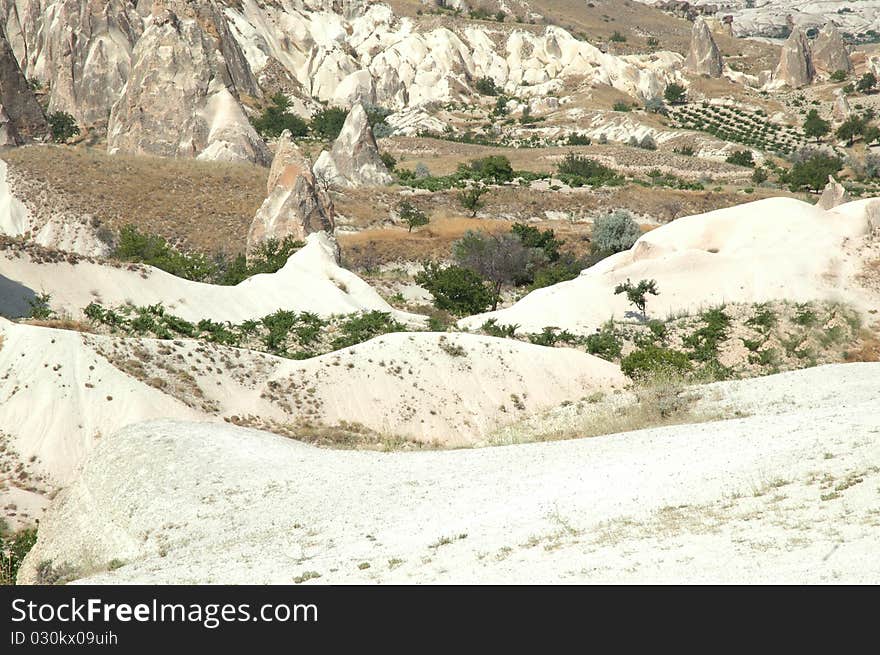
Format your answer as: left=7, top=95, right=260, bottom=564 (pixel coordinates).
left=0, top=319, right=625, bottom=528
left=18, top=363, right=880, bottom=584
left=461, top=197, right=880, bottom=334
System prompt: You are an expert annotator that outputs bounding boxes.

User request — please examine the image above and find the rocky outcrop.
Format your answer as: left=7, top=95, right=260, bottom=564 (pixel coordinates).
left=1, top=0, right=144, bottom=128
left=816, top=176, right=850, bottom=211
left=684, top=18, right=723, bottom=77
left=246, top=130, right=334, bottom=254
left=775, top=27, right=814, bottom=88
left=107, top=3, right=269, bottom=164
left=833, top=89, right=851, bottom=122
left=313, top=102, right=392, bottom=188
left=0, top=26, right=47, bottom=143
left=812, top=23, right=852, bottom=76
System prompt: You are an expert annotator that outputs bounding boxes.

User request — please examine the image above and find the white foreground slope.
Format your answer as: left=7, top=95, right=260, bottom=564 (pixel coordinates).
left=0, top=232, right=420, bottom=323
left=461, top=197, right=880, bottom=334
left=0, top=319, right=202, bottom=489
left=20, top=363, right=880, bottom=584
left=0, top=321, right=623, bottom=527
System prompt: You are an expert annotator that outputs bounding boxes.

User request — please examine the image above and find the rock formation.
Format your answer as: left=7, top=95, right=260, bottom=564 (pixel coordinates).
left=816, top=176, right=850, bottom=211
left=0, top=26, right=47, bottom=143
left=313, top=102, right=393, bottom=188
left=684, top=18, right=724, bottom=77
left=811, top=23, right=852, bottom=76
left=106, top=3, right=269, bottom=165
left=247, top=130, right=334, bottom=254
left=833, top=89, right=851, bottom=122
left=775, top=27, right=814, bottom=88
left=1, top=0, right=144, bottom=128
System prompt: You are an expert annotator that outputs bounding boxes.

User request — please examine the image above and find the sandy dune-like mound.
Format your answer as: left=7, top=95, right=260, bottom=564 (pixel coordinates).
left=0, top=321, right=624, bottom=526
left=19, top=362, right=880, bottom=584
left=461, top=197, right=880, bottom=334
left=0, top=232, right=420, bottom=324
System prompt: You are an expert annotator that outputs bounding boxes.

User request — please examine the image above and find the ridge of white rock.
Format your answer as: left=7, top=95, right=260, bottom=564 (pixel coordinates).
left=0, top=158, right=30, bottom=236
left=460, top=197, right=880, bottom=334
left=0, top=232, right=420, bottom=323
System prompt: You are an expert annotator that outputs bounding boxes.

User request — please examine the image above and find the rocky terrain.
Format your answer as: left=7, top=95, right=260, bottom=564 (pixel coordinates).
left=1, top=0, right=880, bottom=585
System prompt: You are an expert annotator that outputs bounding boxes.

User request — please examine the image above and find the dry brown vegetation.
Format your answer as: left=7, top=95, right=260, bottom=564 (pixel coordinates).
left=2, top=145, right=267, bottom=254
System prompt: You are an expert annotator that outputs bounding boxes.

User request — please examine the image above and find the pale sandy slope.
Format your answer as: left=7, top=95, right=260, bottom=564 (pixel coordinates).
left=0, top=231, right=422, bottom=324
left=18, top=363, right=880, bottom=584
left=460, top=197, right=880, bottom=334
left=0, top=319, right=624, bottom=527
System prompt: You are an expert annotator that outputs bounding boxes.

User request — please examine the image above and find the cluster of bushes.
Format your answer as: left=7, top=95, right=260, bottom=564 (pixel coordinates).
left=778, top=150, right=843, bottom=192
left=82, top=302, right=407, bottom=359
left=397, top=155, right=545, bottom=191
left=555, top=154, right=623, bottom=187
left=416, top=223, right=590, bottom=315
left=251, top=93, right=355, bottom=141
left=0, top=524, right=37, bottom=585
left=113, top=225, right=303, bottom=285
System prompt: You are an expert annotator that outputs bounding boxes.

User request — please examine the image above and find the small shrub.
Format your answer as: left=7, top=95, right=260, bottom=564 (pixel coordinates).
left=415, top=263, right=493, bottom=315
left=474, top=76, right=499, bottom=96
left=591, top=210, right=641, bottom=255
left=47, top=111, right=80, bottom=143
left=621, top=346, right=691, bottom=380
left=251, top=93, right=308, bottom=139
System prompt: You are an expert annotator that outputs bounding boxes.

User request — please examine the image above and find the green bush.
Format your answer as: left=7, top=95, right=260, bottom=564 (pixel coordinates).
left=612, top=101, right=632, bottom=112
left=310, top=107, right=348, bottom=140
left=415, top=263, right=494, bottom=315
left=251, top=93, right=308, bottom=139
left=1, top=526, right=38, bottom=585
left=47, top=112, right=80, bottom=143
left=474, top=76, right=499, bottom=96
left=782, top=153, right=842, bottom=191
left=725, top=150, right=755, bottom=167
left=114, top=225, right=215, bottom=282
left=556, top=154, right=619, bottom=186
left=585, top=321, right=623, bottom=360
left=591, top=210, right=641, bottom=255
left=621, top=346, right=691, bottom=380
left=663, top=84, right=687, bottom=105
left=465, top=155, right=514, bottom=182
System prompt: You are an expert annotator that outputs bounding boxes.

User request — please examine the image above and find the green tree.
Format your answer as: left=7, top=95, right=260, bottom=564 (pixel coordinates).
left=663, top=83, right=687, bottom=105
left=415, top=263, right=493, bottom=315
left=398, top=200, right=429, bottom=232
left=803, top=109, right=830, bottom=143
left=510, top=223, right=563, bottom=262
left=783, top=153, right=842, bottom=191
left=458, top=186, right=486, bottom=217
left=857, top=71, right=877, bottom=94
left=836, top=115, right=866, bottom=146
left=614, top=278, right=660, bottom=316
left=830, top=69, right=848, bottom=83
left=310, top=107, right=348, bottom=140
left=466, top=156, right=514, bottom=182
left=47, top=111, right=80, bottom=143
left=453, top=231, right=537, bottom=309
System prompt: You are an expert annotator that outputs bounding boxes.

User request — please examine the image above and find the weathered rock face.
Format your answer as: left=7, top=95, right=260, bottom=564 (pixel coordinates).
left=816, top=176, right=850, bottom=211
left=684, top=18, right=723, bottom=77
left=0, top=26, right=47, bottom=143
left=833, top=89, right=851, bottom=122
left=775, top=27, right=815, bottom=88
left=811, top=23, right=852, bottom=77
left=313, top=102, right=392, bottom=188
left=247, top=130, right=334, bottom=254
left=107, top=3, right=269, bottom=164
left=1, top=0, right=144, bottom=128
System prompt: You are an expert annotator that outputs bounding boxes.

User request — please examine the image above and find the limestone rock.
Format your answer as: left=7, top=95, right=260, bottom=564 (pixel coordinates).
left=0, top=26, right=47, bottom=142
left=107, top=3, right=269, bottom=164
left=816, top=176, right=850, bottom=210
left=684, top=18, right=723, bottom=77
left=833, top=89, right=851, bottom=122
left=247, top=130, right=334, bottom=254
left=775, top=27, right=814, bottom=88
left=812, top=23, right=852, bottom=76
left=312, top=102, right=392, bottom=188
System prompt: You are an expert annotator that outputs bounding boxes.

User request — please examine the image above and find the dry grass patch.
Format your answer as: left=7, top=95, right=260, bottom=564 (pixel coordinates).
left=3, top=145, right=267, bottom=254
